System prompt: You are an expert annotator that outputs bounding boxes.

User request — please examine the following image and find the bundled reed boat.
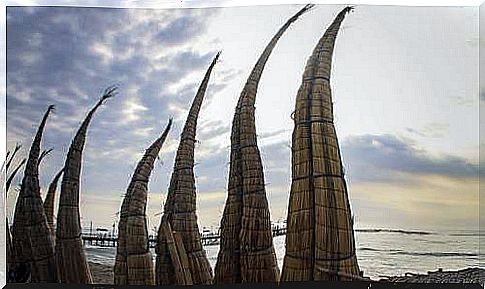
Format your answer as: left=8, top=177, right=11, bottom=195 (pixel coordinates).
left=43, top=168, right=64, bottom=245
left=4, top=144, right=24, bottom=281
left=156, top=52, right=220, bottom=286
left=56, top=86, right=116, bottom=283
left=214, top=4, right=314, bottom=284
left=114, top=119, right=172, bottom=285
left=10, top=105, right=58, bottom=282
left=281, top=6, right=361, bottom=281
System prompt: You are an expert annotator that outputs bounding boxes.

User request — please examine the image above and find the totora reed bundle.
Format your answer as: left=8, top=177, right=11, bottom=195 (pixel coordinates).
left=280, top=7, right=361, bottom=282
left=6, top=157, right=26, bottom=279
left=11, top=105, right=58, bottom=282
left=114, top=119, right=172, bottom=285
left=156, top=52, right=220, bottom=286
left=56, top=86, right=117, bottom=283
left=43, top=168, right=64, bottom=245
left=5, top=145, right=24, bottom=280
left=214, top=4, right=313, bottom=284
left=6, top=144, right=22, bottom=176
left=6, top=159, right=26, bottom=196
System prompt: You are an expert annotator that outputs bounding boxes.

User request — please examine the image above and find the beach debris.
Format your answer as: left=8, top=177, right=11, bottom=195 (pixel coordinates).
left=280, top=6, right=361, bottom=281
left=43, top=167, right=64, bottom=245
left=114, top=119, right=172, bottom=285
left=10, top=105, right=58, bottom=282
left=156, top=52, right=220, bottom=285
left=214, top=4, right=314, bottom=284
left=56, top=86, right=117, bottom=283
left=380, top=268, right=485, bottom=284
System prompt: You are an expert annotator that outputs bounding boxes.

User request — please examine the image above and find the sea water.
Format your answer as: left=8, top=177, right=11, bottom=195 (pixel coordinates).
left=84, top=229, right=483, bottom=280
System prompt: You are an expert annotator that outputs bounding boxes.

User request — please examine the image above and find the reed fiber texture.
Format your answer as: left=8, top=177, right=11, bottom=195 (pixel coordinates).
left=214, top=5, right=314, bottom=284
left=156, top=52, right=219, bottom=286
left=114, top=119, right=172, bottom=285
left=11, top=105, right=58, bottom=283
left=56, top=86, right=116, bottom=283
left=280, top=6, right=361, bottom=282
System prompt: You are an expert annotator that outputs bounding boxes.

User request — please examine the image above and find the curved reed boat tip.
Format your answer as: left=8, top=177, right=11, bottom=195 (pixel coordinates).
left=156, top=52, right=219, bottom=286
left=11, top=104, right=57, bottom=283
left=56, top=86, right=116, bottom=284
left=101, top=85, right=118, bottom=102
left=43, top=167, right=64, bottom=244
left=215, top=5, right=312, bottom=284
left=288, top=4, right=314, bottom=22
left=6, top=143, right=22, bottom=172
left=114, top=118, right=172, bottom=285
left=281, top=6, right=359, bottom=282
left=6, top=158, right=26, bottom=193
left=38, top=148, right=54, bottom=166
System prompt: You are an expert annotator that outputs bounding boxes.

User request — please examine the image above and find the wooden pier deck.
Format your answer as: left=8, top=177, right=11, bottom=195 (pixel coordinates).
left=82, top=226, right=287, bottom=248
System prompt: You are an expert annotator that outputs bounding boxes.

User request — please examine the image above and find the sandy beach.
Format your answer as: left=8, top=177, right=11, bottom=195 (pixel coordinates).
left=89, top=262, right=114, bottom=285
left=89, top=260, right=484, bottom=285
left=5, top=3, right=481, bottom=286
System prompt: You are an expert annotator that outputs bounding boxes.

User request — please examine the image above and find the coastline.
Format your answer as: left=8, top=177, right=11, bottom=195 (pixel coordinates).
left=88, top=261, right=485, bottom=285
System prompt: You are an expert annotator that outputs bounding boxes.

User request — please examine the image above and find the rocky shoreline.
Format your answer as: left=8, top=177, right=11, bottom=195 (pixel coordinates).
left=88, top=261, right=484, bottom=285
left=379, top=267, right=484, bottom=284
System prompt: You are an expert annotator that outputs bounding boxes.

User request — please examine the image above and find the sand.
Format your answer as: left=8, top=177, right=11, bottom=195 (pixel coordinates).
left=89, top=261, right=114, bottom=285
left=88, top=261, right=484, bottom=285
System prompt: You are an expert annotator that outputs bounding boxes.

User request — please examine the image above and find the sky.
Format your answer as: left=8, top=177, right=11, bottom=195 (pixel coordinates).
left=4, top=4, right=480, bottom=233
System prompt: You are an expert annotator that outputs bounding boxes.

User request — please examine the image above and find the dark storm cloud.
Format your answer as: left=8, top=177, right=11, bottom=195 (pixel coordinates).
left=6, top=6, right=231, bottom=197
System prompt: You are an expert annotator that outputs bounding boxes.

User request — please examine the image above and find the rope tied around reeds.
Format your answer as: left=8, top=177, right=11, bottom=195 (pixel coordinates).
left=281, top=6, right=360, bottom=282
left=285, top=251, right=357, bottom=262
left=11, top=104, right=58, bottom=283
left=56, top=86, right=117, bottom=284
left=215, top=5, right=314, bottom=284
left=114, top=119, right=172, bottom=286
left=156, top=52, right=220, bottom=286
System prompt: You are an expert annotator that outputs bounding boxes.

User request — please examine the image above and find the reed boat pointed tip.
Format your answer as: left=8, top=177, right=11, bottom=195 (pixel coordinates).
left=6, top=144, right=22, bottom=173
left=282, top=4, right=360, bottom=282
left=215, top=51, right=222, bottom=61
left=39, top=148, right=54, bottom=165
left=56, top=85, right=116, bottom=284
left=156, top=43, right=218, bottom=286
left=100, top=85, right=118, bottom=103
left=6, top=158, right=26, bottom=193
left=291, top=3, right=314, bottom=21
left=115, top=114, right=173, bottom=285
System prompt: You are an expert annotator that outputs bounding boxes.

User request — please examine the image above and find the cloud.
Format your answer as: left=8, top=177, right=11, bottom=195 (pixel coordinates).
left=405, top=123, right=448, bottom=138
left=6, top=6, right=233, bottom=208
left=341, top=134, right=478, bottom=184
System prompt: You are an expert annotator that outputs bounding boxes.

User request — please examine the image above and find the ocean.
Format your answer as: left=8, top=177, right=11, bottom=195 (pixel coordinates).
left=84, top=229, right=483, bottom=280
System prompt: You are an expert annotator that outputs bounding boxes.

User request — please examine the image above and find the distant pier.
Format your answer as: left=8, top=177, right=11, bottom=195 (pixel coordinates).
left=82, top=226, right=287, bottom=248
